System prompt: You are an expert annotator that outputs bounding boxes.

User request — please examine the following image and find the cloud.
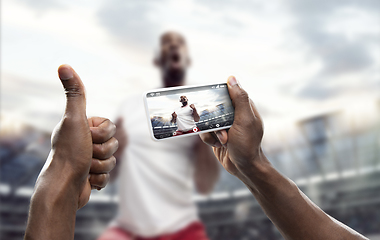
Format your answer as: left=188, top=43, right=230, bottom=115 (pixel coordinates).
left=288, top=0, right=380, bottom=99
left=194, top=0, right=379, bottom=100
left=96, top=0, right=162, bottom=49
left=1, top=73, right=64, bottom=131
left=95, top=0, right=251, bottom=50
left=14, top=0, right=64, bottom=12
left=146, top=88, right=232, bottom=118
left=296, top=81, right=340, bottom=100
left=193, top=0, right=264, bottom=12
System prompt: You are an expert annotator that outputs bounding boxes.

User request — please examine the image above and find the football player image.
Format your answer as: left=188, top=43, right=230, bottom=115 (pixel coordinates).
left=171, top=95, right=200, bottom=136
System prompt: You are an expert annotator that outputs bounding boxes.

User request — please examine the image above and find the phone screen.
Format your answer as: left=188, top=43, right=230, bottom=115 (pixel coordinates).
left=144, top=83, right=234, bottom=140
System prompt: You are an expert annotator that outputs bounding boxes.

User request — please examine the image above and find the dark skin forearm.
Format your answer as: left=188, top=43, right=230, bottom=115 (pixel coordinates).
left=171, top=112, right=177, bottom=123
left=201, top=76, right=367, bottom=240
left=236, top=151, right=368, bottom=240
left=25, top=163, right=80, bottom=240
left=24, top=65, right=117, bottom=240
left=192, top=108, right=200, bottom=122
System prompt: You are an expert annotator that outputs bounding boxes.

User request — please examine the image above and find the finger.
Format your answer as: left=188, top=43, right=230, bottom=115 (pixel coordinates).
left=89, top=118, right=116, bottom=144
left=215, top=130, right=228, bottom=145
left=199, top=132, right=222, bottom=148
left=89, top=173, right=110, bottom=189
left=93, top=137, right=119, bottom=159
left=90, top=156, right=116, bottom=174
left=58, top=64, right=86, bottom=117
left=91, top=186, right=102, bottom=191
left=227, top=76, right=254, bottom=125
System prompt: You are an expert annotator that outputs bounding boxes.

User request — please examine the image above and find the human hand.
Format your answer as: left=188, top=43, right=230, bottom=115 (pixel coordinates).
left=24, top=64, right=118, bottom=240
left=172, top=112, right=177, bottom=118
left=199, top=77, right=370, bottom=240
left=190, top=104, right=195, bottom=109
left=37, top=64, right=117, bottom=209
left=88, top=117, right=118, bottom=192
left=199, top=76, right=264, bottom=179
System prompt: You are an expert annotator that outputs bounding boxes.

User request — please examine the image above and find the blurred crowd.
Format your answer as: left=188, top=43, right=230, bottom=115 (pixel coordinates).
left=1, top=99, right=379, bottom=239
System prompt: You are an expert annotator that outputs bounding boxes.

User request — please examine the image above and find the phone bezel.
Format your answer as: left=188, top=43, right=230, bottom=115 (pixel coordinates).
left=143, top=83, right=234, bottom=141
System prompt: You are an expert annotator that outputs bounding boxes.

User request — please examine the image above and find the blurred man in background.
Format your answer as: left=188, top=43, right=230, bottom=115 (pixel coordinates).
left=97, top=32, right=220, bottom=240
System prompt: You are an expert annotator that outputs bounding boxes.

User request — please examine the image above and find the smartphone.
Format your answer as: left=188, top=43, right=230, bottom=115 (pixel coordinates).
left=144, top=83, right=234, bottom=140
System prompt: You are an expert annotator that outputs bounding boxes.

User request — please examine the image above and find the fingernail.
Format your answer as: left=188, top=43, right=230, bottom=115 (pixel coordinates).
left=227, top=76, right=238, bottom=87
left=216, top=131, right=227, bottom=147
left=60, top=66, right=73, bottom=80
left=215, top=132, right=224, bottom=147
left=216, top=131, right=223, bottom=140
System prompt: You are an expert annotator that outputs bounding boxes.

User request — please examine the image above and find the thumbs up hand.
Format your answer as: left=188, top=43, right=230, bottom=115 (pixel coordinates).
left=35, top=64, right=118, bottom=209
left=25, top=65, right=117, bottom=240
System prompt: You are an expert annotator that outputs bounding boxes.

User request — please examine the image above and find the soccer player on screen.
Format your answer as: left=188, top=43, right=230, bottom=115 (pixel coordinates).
left=171, top=95, right=200, bottom=135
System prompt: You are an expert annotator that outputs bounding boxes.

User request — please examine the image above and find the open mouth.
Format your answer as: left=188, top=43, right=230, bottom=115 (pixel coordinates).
left=167, top=52, right=182, bottom=70
left=171, top=52, right=180, bottom=63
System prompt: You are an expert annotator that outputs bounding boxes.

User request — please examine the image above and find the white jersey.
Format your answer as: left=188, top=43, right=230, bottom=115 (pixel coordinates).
left=174, top=105, right=197, bottom=132
left=112, top=95, right=199, bottom=237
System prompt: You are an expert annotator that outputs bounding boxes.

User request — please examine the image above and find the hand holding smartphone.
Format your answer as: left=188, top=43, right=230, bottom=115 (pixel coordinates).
left=144, top=83, right=235, bottom=140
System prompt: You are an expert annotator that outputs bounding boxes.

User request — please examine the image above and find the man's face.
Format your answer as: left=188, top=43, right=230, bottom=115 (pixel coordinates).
left=180, top=96, right=188, bottom=104
left=156, top=32, right=190, bottom=75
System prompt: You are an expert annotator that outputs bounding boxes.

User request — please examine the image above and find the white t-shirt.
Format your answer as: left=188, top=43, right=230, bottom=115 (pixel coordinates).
left=113, top=95, right=199, bottom=237
left=174, top=104, right=197, bottom=132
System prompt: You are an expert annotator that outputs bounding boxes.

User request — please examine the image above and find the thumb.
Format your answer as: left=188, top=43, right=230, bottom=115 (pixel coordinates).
left=227, top=76, right=253, bottom=123
left=58, top=64, right=86, bottom=117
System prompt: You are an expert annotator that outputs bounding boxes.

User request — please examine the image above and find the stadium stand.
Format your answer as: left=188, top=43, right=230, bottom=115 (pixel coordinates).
left=1, top=101, right=379, bottom=240
left=151, top=103, right=234, bottom=139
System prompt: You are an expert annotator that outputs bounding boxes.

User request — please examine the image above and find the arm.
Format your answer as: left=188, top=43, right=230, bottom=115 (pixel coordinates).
left=25, top=164, right=80, bottom=240
left=24, top=65, right=117, bottom=240
left=200, top=76, right=368, bottom=240
left=171, top=112, right=177, bottom=123
left=110, top=117, right=128, bottom=182
left=190, top=104, right=200, bottom=122
left=239, top=154, right=365, bottom=240
left=193, top=138, right=220, bottom=194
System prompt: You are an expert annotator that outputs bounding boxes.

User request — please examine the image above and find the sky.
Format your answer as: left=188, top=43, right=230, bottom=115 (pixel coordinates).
left=1, top=0, right=380, bottom=133
left=146, top=86, right=232, bottom=118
